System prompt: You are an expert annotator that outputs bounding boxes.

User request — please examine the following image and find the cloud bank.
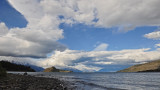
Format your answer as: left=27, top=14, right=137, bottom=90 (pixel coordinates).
left=38, top=48, right=160, bottom=72
left=1, top=47, right=160, bottom=72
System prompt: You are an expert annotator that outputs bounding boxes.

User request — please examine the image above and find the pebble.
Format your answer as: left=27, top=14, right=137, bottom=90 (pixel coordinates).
left=0, top=73, right=71, bottom=90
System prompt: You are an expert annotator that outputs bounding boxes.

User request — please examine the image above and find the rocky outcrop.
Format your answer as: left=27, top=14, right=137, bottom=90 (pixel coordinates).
left=44, top=66, right=72, bottom=72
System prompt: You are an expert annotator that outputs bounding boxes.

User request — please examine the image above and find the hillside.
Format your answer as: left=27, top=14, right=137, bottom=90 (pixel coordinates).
left=118, top=60, right=160, bottom=72
left=0, top=61, right=35, bottom=72
left=44, top=66, right=72, bottom=72
left=0, top=63, right=6, bottom=77
left=25, top=64, right=44, bottom=72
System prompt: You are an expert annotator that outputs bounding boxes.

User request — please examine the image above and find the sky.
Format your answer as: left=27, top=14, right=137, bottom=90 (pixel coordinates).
left=0, top=0, right=160, bottom=72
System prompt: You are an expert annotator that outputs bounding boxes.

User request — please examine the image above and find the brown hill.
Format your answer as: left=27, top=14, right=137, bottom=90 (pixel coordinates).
left=118, top=60, right=160, bottom=72
left=43, top=66, right=72, bottom=72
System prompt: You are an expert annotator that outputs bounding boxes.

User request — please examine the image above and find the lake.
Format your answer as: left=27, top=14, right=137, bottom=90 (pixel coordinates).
left=10, top=72, right=160, bottom=90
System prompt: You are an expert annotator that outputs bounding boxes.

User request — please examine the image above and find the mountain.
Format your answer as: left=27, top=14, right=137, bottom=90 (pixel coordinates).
left=25, top=64, right=44, bottom=72
left=44, top=66, right=72, bottom=72
left=0, top=60, right=44, bottom=72
left=60, top=68, right=82, bottom=72
left=118, top=60, right=160, bottom=72
left=0, top=61, right=35, bottom=72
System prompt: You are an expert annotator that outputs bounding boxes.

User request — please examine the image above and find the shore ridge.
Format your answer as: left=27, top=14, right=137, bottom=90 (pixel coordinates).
left=0, top=73, right=74, bottom=90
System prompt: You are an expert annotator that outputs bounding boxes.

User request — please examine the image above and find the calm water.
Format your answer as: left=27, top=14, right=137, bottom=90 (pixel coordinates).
left=10, top=72, right=160, bottom=90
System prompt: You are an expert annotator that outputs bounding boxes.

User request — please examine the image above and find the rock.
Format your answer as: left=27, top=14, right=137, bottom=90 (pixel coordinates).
left=0, top=73, right=73, bottom=90
left=23, top=72, right=27, bottom=76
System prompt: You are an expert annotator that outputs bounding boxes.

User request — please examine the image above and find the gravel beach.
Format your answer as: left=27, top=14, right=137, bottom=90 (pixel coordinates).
left=0, top=73, right=74, bottom=90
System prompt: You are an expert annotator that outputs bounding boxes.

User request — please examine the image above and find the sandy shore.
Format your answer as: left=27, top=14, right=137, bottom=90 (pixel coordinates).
left=0, top=73, right=74, bottom=90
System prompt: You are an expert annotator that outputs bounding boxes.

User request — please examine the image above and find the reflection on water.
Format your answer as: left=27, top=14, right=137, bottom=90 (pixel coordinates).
left=9, top=72, right=160, bottom=90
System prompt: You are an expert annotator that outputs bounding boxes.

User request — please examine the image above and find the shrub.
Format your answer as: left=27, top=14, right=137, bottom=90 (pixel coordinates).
left=0, top=63, right=6, bottom=77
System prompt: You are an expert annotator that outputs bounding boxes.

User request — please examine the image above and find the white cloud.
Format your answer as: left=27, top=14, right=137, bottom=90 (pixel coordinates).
left=3, top=0, right=160, bottom=58
left=93, top=0, right=160, bottom=31
left=155, top=43, right=160, bottom=47
left=38, top=48, right=160, bottom=72
left=0, top=0, right=68, bottom=58
left=0, top=56, right=38, bottom=65
left=43, top=0, right=160, bottom=32
left=71, top=63, right=101, bottom=72
left=0, top=22, right=8, bottom=36
left=94, top=43, right=108, bottom=51
left=144, top=31, right=160, bottom=40
left=0, top=23, right=66, bottom=58
left=8, top=0, right=44, bottom=26
left=8, top=0, right=160, bottom=31
left=95, top=61, right=112, bottom=65
left=1, top=47, right=160, bottom=72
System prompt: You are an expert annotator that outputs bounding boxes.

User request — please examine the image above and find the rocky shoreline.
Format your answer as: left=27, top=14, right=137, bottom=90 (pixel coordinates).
left=0, top=73, right=74, bottom=90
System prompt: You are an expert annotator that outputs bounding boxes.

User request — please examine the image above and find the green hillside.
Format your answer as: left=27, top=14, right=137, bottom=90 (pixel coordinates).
left=0, top=63, right=6, bottom=77
left=118, top=60, right=160, bottom=72
left=0, top=61, right=35, bottom=72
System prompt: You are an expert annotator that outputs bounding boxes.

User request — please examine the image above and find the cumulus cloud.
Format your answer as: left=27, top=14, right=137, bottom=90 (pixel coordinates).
left=1, top=48, right=160, bottom=72
left=0, top=35, right=66, bottom=58
left=3, top=0, right=160, bottom=58
left=0, top=22, right=8, bottom=36
left=0, top=0, right=68, bottom=58
left=155, top=43, right=160, bottom=47
left=56, top=0, right=160, bottom=32
left=144, top=31, right=160, bottom=40
left=0, top=23, right=66, bottom=58
left=45, top=0, right=160, bottom=31
left=37, top=48, right=160, bottom=72
left=93, top=0, right=160, bottom=29
left=9, top=0, right=160, bottom=31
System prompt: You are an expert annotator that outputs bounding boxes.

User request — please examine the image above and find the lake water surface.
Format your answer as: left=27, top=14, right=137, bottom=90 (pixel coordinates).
left=10, top=72, right=160, bottom=90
